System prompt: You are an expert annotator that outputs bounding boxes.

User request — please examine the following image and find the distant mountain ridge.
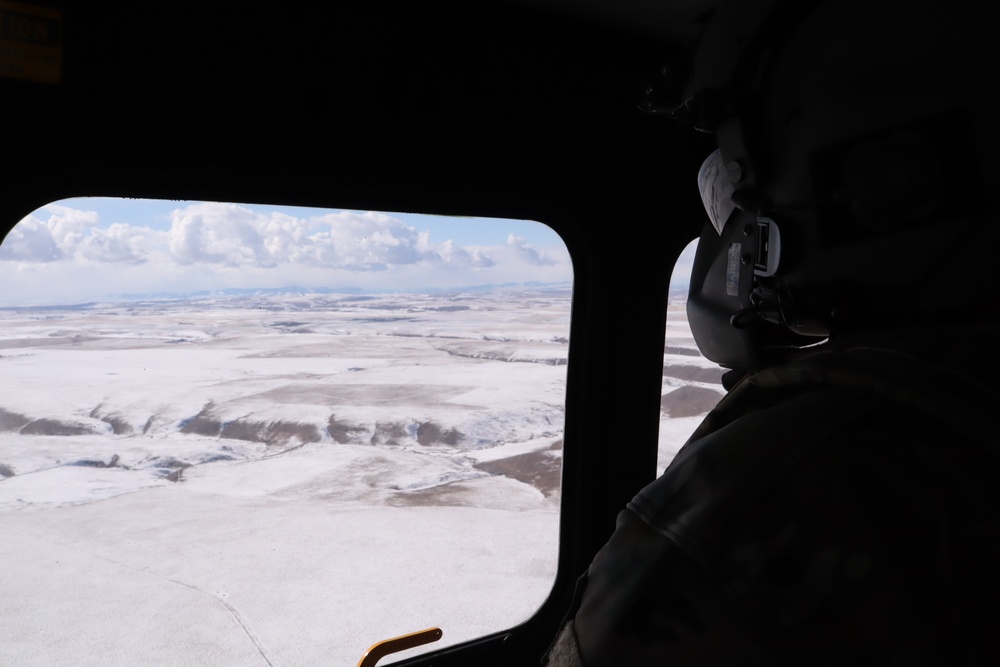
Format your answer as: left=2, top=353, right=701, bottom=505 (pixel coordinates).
left=0, top=281, right=575, bottom=310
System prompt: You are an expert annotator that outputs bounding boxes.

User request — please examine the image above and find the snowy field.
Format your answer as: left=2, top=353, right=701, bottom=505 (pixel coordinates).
left=658, top=296, right=726, bottom=474
left=0, top=287, right=718, bottom=666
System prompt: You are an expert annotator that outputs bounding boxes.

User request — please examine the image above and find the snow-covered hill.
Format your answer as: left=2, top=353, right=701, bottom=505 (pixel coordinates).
left=0, top=288, right=716, bottom=666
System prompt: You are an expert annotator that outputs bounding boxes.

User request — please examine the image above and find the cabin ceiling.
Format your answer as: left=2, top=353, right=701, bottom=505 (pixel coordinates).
left=1, top=0, right=717, bottom=238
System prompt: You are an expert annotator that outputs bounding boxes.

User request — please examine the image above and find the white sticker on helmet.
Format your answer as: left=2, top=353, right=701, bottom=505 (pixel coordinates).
left=698, top=148, right=737, bottom=235
left=727, top=242, right=741, bottom=297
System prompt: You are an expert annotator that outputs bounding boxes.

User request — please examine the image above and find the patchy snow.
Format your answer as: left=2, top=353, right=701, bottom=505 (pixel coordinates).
left=0, top=288, right=714, bottom=666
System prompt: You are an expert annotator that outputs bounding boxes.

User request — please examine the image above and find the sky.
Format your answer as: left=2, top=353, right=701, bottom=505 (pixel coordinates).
left=0, top=197, right=697, bottom=306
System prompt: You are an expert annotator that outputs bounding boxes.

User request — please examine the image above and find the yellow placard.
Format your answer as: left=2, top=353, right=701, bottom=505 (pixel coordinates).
left=357, top=628, right=443, bottom=667
left=0, top=1, right=62, bottom=84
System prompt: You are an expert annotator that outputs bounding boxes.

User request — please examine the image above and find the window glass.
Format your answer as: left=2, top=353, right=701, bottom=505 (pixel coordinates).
left=0, top=198, right=572, bottom=665
left=657, top=239, right=724, bottom=475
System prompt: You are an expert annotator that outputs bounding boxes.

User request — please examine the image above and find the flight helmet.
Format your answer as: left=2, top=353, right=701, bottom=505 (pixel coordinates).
left=680, top=0, right=999, bottom=371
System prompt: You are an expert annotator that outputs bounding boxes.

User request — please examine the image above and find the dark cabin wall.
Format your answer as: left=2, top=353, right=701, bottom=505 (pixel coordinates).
left=3, top=1, right=708, bottom=222
left=0, top=2, right=713, bottom=663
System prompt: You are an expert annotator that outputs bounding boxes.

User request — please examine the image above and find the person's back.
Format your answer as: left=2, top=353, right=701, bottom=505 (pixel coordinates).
left=558, top=327, right=1000, bottom=665
left=545, top=0, right=1000, bottom=663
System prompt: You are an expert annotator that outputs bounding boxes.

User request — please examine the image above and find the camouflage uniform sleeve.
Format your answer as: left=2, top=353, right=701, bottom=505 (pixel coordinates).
left=544, top=620, right=586, bottom=667
left=573, top=507, right=777, bottom=666
left=567, top=385, right=997, bottom=665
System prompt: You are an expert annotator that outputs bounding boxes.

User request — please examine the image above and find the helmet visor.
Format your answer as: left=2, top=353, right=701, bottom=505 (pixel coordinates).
left=697, top=148, right=736, bottom=235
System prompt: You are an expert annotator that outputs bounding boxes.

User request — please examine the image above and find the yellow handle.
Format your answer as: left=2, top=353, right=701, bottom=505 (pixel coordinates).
left=356, top=627, right=443, bottom=667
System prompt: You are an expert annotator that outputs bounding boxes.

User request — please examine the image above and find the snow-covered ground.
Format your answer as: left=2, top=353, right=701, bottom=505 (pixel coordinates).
left=658, top=296, right=725, bottom=474
left=0, top=287, right=718, bottom=666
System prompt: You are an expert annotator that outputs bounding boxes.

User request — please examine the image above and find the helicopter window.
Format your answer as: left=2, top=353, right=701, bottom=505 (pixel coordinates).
left=0, top=198, right=571, bottom=665
left=658, top=238, right=723, bottom=475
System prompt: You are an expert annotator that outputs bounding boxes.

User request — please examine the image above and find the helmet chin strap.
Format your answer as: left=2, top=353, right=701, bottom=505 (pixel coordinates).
left=731, top=278, right=830, bottom=337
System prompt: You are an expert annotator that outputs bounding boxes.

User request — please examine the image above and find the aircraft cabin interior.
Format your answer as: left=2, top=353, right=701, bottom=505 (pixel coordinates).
left=3, top=0, right=986, bottom=665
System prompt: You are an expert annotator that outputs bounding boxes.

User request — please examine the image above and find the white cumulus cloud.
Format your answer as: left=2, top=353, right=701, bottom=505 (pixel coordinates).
left=0, top=216, right=63, bottom=262
left=0, top=201, right=573, bottom=304
left=506, top=234, right=555, bottom=266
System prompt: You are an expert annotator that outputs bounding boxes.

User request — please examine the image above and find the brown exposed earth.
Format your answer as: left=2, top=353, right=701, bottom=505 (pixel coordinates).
left=416, top=421, right=462, bottom=446
left=326, top=414, right=367, bottom=444
left=473, top=439, right=563, bottom=497
left=179, top=402, right=223, bottom=437
left=389, top=439, right=564, bottom=507
left=0, top=408, right=30, bottom=431
left=181, top=402, right=323, bottom=446
left=388, top=481, right=486, bottom=507
left=369, top=421, right=409, bottom=446
left=20, top=419, right=96, bottom=436
left=662, top=364, right=724, bottom=384
left=89, top=406, right=133, bottom=435
left=255, top=382, right=479, bottom=409
left=220, top=419, right=322, bottom=447
left=661, top=385, right=724, bottom=418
